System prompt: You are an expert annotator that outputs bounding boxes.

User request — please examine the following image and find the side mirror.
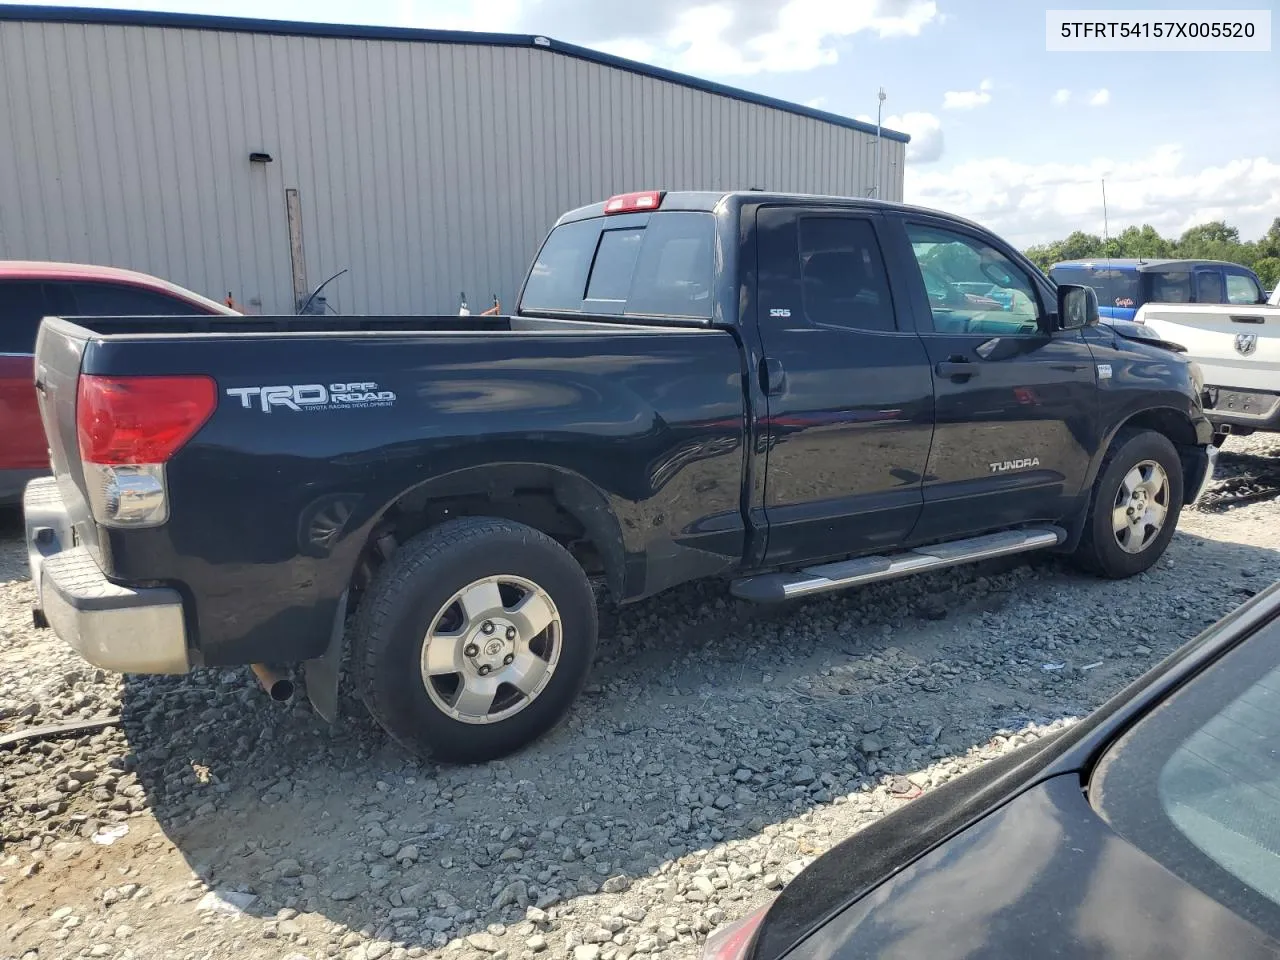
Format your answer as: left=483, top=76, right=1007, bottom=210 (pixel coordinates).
left=1057, top=284, right=1099, bottom=330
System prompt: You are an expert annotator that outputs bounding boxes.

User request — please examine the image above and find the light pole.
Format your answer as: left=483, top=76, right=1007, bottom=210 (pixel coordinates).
left=873, top=87, right=886, bottom=198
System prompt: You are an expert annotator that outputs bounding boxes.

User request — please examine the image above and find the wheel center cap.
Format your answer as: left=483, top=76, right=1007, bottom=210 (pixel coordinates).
left=484, top=638, right=504, bottom=657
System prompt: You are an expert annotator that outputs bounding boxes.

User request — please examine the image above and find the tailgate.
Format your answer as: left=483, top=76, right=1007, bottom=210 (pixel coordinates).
left=32, top=318, right=101, bottom=558
left=1138, top=303, right=1280, bottom=392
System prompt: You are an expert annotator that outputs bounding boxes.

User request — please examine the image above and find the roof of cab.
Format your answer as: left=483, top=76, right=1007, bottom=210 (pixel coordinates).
left=0, top=259, right=238, bottom=314
left=1052, top=258, right=1257, bottom=273
left=554, top=191, right=1000, bottom=238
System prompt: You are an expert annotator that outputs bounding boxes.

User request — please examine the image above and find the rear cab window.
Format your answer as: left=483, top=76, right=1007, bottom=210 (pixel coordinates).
left=520, top=211, right=716, bottom=320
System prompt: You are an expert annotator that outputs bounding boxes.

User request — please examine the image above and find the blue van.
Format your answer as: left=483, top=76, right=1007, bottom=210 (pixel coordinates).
left=1049, top=259, right=1270, bottom=321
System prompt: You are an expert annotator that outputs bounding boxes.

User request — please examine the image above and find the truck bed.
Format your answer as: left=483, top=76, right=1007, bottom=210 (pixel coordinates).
left=32, top=313, right=748, bottom=667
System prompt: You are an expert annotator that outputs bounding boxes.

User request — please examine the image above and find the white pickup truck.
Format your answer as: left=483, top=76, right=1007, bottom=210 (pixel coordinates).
left=1138, top=290, right=1280, bottom=441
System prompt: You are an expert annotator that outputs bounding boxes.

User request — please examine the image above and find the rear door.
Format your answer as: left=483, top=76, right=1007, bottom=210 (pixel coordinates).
left=891, top=215, right=1100, bottom=541
left=752, top=205, right=934, bottom=567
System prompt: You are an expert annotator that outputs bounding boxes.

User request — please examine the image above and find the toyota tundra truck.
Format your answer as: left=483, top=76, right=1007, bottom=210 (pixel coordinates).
left=24, top=190, right=1216, bottom=762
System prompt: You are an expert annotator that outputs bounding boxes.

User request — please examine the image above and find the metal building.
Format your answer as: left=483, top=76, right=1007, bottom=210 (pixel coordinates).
left=0, top=5, right=909, bottom=315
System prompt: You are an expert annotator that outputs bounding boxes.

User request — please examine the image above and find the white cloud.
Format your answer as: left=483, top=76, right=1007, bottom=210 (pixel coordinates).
left=905, top=145, right=1280, bottom=246
left=942, top=78, right=992, bottom=110
left=1052, top=88, right=1071, bottom=105
left=472, top=0, right=941, bottom=76
left=861, top=111, right=944, bottom=163
left=805, top=96, right=828, bottom=109
left=1088, top=88, right=1110, bottom=107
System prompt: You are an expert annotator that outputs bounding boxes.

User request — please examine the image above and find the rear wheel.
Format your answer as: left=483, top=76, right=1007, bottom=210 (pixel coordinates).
left=1074, top=429, right=1184, bottom=579
left=352, top=517, right=597, bottom=762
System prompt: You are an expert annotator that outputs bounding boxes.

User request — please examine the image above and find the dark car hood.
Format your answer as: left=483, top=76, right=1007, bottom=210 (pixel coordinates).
left=752, top=585, right=1280, bottom=960
left=787, top=775, right=1276, bottom=959
left=1101, top=318, right=1188, bottom=353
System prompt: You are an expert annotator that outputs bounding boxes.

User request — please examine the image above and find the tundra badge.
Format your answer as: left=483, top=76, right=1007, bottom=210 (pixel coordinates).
left=989, top=458, right=1041, bottom=473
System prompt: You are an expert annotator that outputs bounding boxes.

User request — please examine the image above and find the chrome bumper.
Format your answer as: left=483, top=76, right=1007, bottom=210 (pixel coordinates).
left=25, top=477, right=190, bottom=674
left=1192, top=444, right=1218, bottom=505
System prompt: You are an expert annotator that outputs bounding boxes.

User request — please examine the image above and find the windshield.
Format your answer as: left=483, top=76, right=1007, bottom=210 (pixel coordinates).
left=1050, top=265, right=1141, bottom=311
left=1091, top=605, right=1280, bottom=940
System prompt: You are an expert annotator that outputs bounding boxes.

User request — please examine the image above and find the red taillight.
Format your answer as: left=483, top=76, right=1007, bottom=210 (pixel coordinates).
left=701, top=903, right=771, bottom=960
left=77, top=375, right=217, bottom=465
left=604, top=190, right=665, bottom=214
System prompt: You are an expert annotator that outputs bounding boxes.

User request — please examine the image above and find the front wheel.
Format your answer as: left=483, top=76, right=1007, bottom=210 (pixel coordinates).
left=351, top=517, right=598, bottom=762
left=1074, top=429, right=1184, bottom=579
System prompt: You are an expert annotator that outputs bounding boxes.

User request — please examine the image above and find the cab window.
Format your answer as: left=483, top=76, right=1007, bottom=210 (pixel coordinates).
left=1226, top=272, right=1264, bottom=305
left=906, top=224, right=1042, bottom=336
left=1195, top=270, right=1226, bottom=304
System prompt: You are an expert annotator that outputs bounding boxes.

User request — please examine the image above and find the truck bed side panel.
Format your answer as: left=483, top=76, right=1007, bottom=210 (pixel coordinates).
left=78, top=328, right=746, bottom=666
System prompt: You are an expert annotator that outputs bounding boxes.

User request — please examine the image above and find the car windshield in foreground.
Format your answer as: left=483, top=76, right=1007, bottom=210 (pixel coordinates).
left=1091, top=608, right=1280, bottom=940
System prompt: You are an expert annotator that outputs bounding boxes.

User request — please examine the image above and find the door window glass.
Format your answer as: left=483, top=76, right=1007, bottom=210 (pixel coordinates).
left=905, top=224, right=1041, bottom=335
left=1226, top=273, right=1264, bottom=305
left=69, top=282, right=207, bottom=315
left=797, top=217, right=895, bottom=332
left=1147, top=271, right=1193, bottom=303
left=1195, top=271, right=1226, bottom=304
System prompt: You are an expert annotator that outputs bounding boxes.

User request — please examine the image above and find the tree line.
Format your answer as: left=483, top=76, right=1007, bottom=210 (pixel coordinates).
left=1023, top=218, right=1280, bottom=289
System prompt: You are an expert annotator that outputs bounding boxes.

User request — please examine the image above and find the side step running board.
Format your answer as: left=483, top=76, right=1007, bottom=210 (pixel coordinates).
left=730, top=527, right=1066, bottom=603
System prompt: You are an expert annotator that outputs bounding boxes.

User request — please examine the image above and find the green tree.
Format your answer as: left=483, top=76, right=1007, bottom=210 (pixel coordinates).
left=1258, top=217, right=1280, bottom=260
left=1254, top=256, right=1280, bottom=290
left=1024, top=230, right=1106, bottom=272
left=1025, top=218, right=1280, bottom=283
left=1174, top=220, right=1243, bottom=261
left=1113, top=224, right=1173, bottom=260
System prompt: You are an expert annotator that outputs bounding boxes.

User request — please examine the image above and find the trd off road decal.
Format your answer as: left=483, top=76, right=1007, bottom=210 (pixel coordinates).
left=226, top=382, right=397, bottom=413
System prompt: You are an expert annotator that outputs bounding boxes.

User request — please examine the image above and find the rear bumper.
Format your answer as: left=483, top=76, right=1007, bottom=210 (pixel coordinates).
left=1, top=468, right=45, bottom=506
left=25, top=477, right=190, bottom=674
left=1203, top=385, right=1280, bottom=433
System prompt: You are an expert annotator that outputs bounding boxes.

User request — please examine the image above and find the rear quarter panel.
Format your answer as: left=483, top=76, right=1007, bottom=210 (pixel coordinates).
left=83, top=328, right=747, bottom=665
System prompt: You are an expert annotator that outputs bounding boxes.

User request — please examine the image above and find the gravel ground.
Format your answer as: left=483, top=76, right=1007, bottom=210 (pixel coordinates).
left=3, top=433, right=1279, bottom=960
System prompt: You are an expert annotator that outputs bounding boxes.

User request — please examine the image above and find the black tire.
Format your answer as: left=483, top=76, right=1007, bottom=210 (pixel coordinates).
left=351, top=516, right=597, bottom=762
left=1074, top=429, right=1184, bottom=579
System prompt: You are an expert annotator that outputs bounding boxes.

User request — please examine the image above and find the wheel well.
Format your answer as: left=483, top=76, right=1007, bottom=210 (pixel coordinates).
left=1120, top=408, right=1198, bottom=447
left=350, top=467, right=623, bottom=606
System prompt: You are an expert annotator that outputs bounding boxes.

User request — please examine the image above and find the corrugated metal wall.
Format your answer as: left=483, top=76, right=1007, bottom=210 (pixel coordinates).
left=0, top=19, right=907, bottom=315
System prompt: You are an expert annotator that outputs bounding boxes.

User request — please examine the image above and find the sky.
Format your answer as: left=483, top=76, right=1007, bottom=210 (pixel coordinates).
left=5, top=0, right=1278, bottom=245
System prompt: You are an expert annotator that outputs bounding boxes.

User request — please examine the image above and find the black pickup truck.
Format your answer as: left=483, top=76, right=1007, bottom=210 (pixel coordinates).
left=25, top=190, right=1217, bottom=762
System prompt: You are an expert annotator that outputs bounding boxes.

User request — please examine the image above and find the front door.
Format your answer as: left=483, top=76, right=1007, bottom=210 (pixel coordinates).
left=752, top=205, right=934, bottom=567
left=893, top=216, right=1100, bottom=542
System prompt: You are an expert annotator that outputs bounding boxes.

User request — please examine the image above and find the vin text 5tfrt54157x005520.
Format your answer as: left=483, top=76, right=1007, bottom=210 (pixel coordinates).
left=24, top=190, right=1216, bottom=762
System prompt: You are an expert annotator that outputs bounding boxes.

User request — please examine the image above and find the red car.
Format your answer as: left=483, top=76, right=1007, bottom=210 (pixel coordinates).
left=1, top=261, right=237, bottom=504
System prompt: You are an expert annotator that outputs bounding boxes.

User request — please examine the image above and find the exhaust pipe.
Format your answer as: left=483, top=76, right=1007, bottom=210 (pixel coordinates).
left=250, top=663, right=295, bottom=702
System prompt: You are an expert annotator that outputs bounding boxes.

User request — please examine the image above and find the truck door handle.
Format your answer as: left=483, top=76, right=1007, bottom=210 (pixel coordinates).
left=1231, top=315, right=1264, bottom=324
left=760, top=357, right=786, bottom=396
left=935, top=358, right=978, bottom=380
